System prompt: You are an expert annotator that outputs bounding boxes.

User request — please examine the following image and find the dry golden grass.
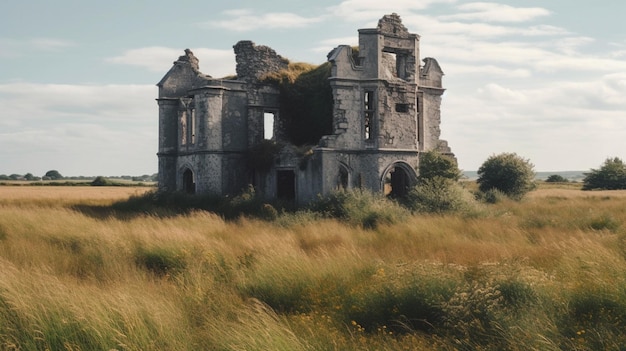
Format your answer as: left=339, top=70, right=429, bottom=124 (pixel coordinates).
left=1, top=184, right=626, bottom=350
left=0, top=185, right=150, bottom=201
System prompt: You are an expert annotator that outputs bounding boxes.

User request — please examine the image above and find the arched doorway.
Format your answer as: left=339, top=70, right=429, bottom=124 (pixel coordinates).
left=382, top=162, right=415, bottom=198
left=182, top=168, right=195, bottom=194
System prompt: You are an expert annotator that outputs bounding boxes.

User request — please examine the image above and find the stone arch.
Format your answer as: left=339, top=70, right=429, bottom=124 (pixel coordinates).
left=381, top=161, right=416, bottom=198
left=181, top=167, right=195, bottom=194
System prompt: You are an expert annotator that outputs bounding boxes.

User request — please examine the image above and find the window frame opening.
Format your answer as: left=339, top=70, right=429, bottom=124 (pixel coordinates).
left=263, top=111, right=276, bottom=140
left=364, top=91, right=375, bottom=141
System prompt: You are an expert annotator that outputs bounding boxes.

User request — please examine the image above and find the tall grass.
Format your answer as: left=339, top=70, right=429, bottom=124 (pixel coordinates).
left=2, top=185, right=626, bottom=350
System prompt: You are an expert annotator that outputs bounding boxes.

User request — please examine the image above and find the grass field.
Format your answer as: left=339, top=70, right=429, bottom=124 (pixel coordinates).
left=1, top=185, right=626, bottom=350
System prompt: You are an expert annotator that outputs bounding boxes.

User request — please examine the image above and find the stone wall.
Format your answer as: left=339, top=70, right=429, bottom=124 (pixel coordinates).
left=233, top=41, right=289, bottom=82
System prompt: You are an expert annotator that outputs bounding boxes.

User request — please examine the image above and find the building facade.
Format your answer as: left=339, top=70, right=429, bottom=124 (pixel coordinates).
left=157, top=13, right=454, bottom=204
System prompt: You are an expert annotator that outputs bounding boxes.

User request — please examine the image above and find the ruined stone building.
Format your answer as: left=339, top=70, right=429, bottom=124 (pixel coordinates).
left=157, top=13, right=454, bottom=204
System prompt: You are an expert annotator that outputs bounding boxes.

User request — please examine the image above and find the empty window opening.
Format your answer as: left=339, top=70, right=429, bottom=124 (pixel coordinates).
left=182, top=168, right=195, bottom=194
left=364, top=91, right=375, bottom=140
left=190, top=109, right=196, bottom=144
left=383, top=166, right=410, bottom=198
left=395, top=103, right=409, bottom=113
left=396, top=53, right=407, bottom=79
left=276, top=170, right=296, bottom=201
left=180, top=108, right=196, bottom=145
left=264, top=112, right=275, bottom=140
left=384, top=50, right=408, bottom=79
left=180, top=111, right=188, bottom=146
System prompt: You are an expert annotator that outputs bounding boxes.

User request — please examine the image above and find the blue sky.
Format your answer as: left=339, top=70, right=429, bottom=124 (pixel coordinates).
left=1, top=1, right=625, bottom=176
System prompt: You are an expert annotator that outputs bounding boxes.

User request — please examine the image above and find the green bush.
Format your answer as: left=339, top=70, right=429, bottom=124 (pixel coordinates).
left=582, top=157, right=626, bottom=190
left=91, top=176, right=110, bottom=186
left=475, top=188, right=508, bottom=204
left=545, top=174, right=568, bottom=183
left=308, top=190, right=408, bottom=229
left=404, top=177, right=475, bottom=214
left=477, top=153, right=536, bottom=201
left=134, top=247, right=187, bottom=277
left=418, top=150, right=461, bottom=181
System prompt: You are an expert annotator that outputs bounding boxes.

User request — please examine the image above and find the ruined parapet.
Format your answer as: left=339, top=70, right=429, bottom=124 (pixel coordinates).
left=377, top=13, right=410, bottom=38
left=420, top=57, right=444, bottom=89
left=158, top=49, right=212, bottom=98
left=177, top=49, right=200, bottom=72
left=233, top=41, right=289, bottom=82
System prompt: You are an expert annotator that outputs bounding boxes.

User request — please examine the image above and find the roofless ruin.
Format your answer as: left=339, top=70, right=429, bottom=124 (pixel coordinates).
left=157, top=13, right=454, bottom=204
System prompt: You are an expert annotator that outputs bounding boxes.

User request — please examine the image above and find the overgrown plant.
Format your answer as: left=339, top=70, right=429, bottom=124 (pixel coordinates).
left=404, top=177, right=475, bottom=214
left=477, top=152, right=536, bottom=201
left=582, top=157, right=626, bottom=190
left=262, top=62, right=333, bottom=145
left=418, top=150, right=461, bottom=182
left=308, top=189, right=408, bottom=228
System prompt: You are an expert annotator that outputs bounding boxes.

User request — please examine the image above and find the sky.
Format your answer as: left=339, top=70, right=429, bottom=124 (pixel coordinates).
left=1, top=1, right=625, bottom=176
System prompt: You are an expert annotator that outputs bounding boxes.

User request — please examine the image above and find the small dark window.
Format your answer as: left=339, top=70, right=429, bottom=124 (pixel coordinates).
left=395, top=104, right=409, bottom=113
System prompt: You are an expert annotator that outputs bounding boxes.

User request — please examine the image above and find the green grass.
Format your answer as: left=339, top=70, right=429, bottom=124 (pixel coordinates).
left=2, top=185, right=626, bottom=350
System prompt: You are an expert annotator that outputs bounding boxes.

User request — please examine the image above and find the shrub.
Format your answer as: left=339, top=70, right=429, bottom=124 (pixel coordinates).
left=91, top=176, right=110, bottom=186
left=404, top=177, right=475, bottom=214
left=308, top=190, right=407, bottom=228
left=477, top=153, right=536, bottom=201
left=134, top=247, right=187, bottom=277
left=475, top=188, right=507, bottom=204
left=545, top=174, right=568, bottom=183
left=418, top=150, right=461, bottom=181
left=582, top=157, right=626, bottom=190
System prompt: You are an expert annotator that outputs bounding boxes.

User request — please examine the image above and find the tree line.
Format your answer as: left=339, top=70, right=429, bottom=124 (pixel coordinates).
left=0, top=170, right=157, bottom=182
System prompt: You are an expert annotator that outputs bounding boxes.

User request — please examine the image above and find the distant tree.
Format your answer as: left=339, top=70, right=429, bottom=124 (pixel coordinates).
left=9, top=174, right=21, bottom=180
left=0, top=175, right=8, bottom=180
left=91, top=176, right=110, bottom=186
left=44, top=170, right=63, bottom=180
left=545, top=174, right=568, bottom=183
left=24, top=173, right=34, bottom=181
left=418, top=150, right=462, bottom=181
left=582, top=157, right=626, bottom=190
left=477, top=153, right=536, bottom=200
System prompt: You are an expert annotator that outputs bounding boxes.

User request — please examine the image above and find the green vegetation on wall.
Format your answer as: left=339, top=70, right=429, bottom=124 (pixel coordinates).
left=262, top=62, right=334, bottom=145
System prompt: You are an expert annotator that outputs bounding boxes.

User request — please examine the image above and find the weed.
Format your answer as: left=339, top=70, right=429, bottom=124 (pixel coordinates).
left=135, top=246, right=187, bottom=277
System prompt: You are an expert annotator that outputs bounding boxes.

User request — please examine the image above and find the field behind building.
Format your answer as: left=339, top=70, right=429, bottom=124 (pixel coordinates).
left=1, top=185, right=626, bottom=350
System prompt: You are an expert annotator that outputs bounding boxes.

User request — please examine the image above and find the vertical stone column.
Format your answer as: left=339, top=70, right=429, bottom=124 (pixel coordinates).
left=195, top=87, right=226, bottom=151
left=157, top=98, right=179, bottom=192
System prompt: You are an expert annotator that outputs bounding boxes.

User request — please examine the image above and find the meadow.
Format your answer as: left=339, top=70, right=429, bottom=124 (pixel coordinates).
left=1, top=184, right=626, bottom=350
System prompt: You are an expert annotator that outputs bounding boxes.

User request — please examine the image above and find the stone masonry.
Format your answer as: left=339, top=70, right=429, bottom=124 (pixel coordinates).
left=157, top=13, right=454, bottom=204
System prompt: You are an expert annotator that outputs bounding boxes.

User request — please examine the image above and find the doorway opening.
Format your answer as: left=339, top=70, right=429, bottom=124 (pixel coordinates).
left=276, top=170, right=295, bottom=201
left=182, top=168, right=195, bottom=194
left=383, top=164, right=412, bottom=198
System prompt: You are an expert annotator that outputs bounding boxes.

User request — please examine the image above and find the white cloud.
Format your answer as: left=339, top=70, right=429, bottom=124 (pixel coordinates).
left=442, top=63, right=531, bottom=78
left=310, top=36, right=358, bottom=54
left=328, top=0, right=457, bottom=22
left=441, top=2, right=550, bottom=23
left=0, top=37, right=75, bottom=58
left=29, top=38, right=75, bottom=51
left=202, top=9, right=326, bottom=32
left=105, top=47, right=235, bottom=77
left=0, top=83, right=157, bottom=175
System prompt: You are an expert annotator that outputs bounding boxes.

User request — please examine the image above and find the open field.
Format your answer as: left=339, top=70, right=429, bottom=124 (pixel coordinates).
left=1, top=185, right=626, bottom=350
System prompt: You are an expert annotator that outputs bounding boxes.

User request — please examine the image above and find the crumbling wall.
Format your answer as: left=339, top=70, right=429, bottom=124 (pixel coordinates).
left=233, top=41, right=289, bottom=82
